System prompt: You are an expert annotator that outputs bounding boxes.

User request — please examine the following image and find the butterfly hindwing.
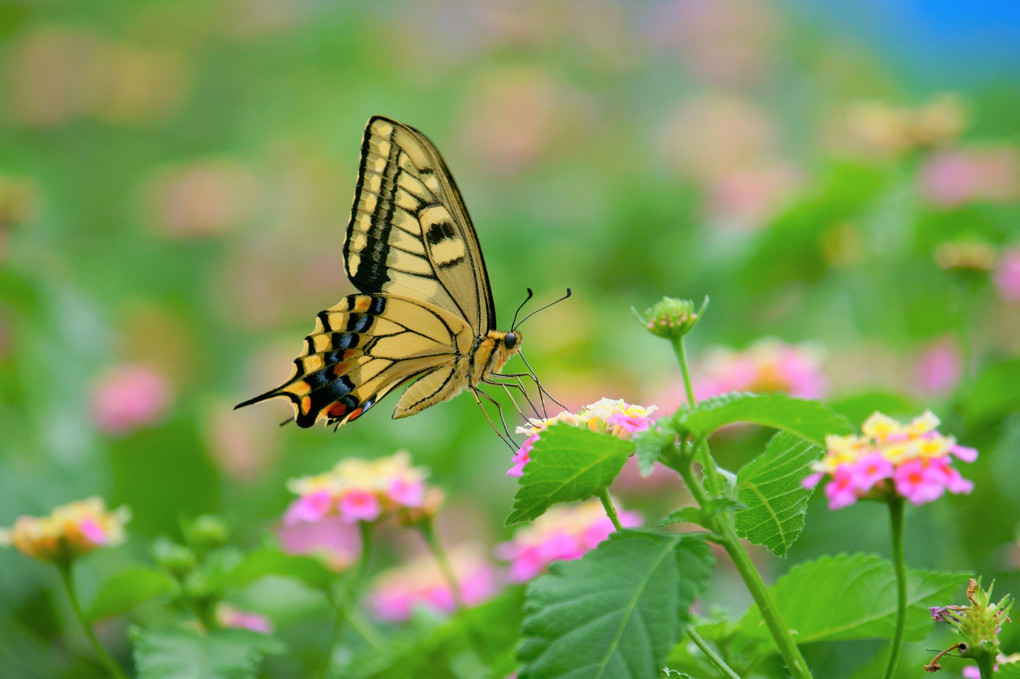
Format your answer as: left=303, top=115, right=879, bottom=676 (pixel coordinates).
left=237, top=294, right=475, bottom=427
left=344, top=116, right=496, bottom=335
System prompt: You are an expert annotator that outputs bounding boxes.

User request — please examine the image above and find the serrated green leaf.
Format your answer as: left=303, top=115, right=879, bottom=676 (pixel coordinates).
left=674, top=393, right=853, bottom=445
left=86, top=567, right=179, bottom=621
left=224, top=547, right=335, bottom=591
left=734, top=431, right=822, bottom=556
left=740, top=554, right=965, bottom=644
left=517, top=530, right=714, bottom=679
left=506, top=424, right=633, bottom=526
left=634, top=426, right=669, bottom=476
left=132, top=627, right=273, bottom=679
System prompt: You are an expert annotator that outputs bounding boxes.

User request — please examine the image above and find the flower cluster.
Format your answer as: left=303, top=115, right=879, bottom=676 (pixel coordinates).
left=693, top=338, right=826, bottom=401
left=367, top=544, right=497, bottom=622
left=0, top=497, right=130, bottom=562
left=283, top=451, right=434, bottom=526
left=804, top=411, right=977, bottom=510
left=507, top=398, right=657, bottom=477
left=496, top=498, right=643, bottom=582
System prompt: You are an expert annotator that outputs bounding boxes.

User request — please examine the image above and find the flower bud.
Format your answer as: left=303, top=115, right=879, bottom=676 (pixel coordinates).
left=184, top=515, right=229, bottom=553
left=633, top=296, right=707, bottom=340
left=151, top=537, right=196, bottom=578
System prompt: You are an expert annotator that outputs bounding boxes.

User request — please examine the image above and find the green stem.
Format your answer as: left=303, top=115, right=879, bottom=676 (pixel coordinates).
left=676, top=459, right=811, bottom=679
left=597, top=488, right=623, bottom=531
left=883, top=498, right=907, bottom=679
left=976, top=653, right=997, bottom=679
left=56, top=561, right=129, bottom=679
left=686, top=627, right=742, bottom=679
left=420, top=519, right=463, bottom=609
left=317, top=521, right=374, bottom=679
left=670, top=335, right=697, bottom=408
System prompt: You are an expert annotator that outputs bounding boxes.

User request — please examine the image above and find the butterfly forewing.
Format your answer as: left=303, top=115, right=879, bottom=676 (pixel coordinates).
left=345, top=117, right=496, bottom=335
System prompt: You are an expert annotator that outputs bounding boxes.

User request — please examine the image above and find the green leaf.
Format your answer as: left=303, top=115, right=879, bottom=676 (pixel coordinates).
left=223, top=547, right=335, bottom=591
left=86, top=567, right=179, bottom=621
left=961, top=358, right=1020, bottom=427
left=506, top=424, right=633, bottom=526
left=634, top=426, right=669, bottom=476
left=734, top=431, right=823, bottom=556
left=133, top=627, right=277, bottom=679
left=674, top=392, right=853, bottom=445
left=740, top=554, right=965, bottom=644
left=348, top=590, right=524, bottom=679
left=517, top=530, right=714, bottom=679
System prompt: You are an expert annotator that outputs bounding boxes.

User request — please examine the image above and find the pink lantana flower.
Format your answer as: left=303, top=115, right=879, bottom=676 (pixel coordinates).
left=276, top=516, right=361, bottom=572
left=368, top=544, right=498, bottom=622
left=507, top=399, right=657, bottom=477
left=692, top=338, right=826, bottom=402
left=283, top=451, right=434, bottom=526
left=496, top=498, right=643, bottom=582
left=804, top=410, right=977, bottom=510
left=1, top=497, right=130, bottom=562
left=90, top=363, right=171, bottom=436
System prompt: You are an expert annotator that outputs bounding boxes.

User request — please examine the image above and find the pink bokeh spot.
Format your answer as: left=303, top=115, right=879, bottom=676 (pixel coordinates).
left=995, top=248, right=1020, bottom=302
left=914, top=338, right=962, bottom=395
left=282, top=489, right=333, bottom=526
left=90, top=363, right=171, bottom=436
left=338, top=490, right=382, bottom=523
left=220, top=608, right=273, bottom=634
left=276, top=515, right=361, bottom=569
left=951, top=444, right=979, bottom=463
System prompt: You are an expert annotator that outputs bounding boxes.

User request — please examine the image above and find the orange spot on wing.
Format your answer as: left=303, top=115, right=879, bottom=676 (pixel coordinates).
left=300, top=396, right=312, bottom=415
left=353, top=296, right=372, bottom=313
left=347, top=407, right=364, bottom=421
left=326, top=403, right=347, bottom=418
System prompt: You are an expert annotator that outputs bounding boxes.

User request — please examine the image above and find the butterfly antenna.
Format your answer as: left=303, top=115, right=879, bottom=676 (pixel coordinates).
left=510, top=288, right=535, bottom=329
left=512, top=288, right=572, bottom=332
left=279, top=417, right=294, bottom=427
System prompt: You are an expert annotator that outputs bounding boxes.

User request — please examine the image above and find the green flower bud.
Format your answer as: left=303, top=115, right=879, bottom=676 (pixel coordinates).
left=927, top=578, right=1013, bottom=673
left=151, top=537, right=196, bottom=578
left=633, top=296, right=708, bottom=340
left=184, top=515, right=229, bottom=553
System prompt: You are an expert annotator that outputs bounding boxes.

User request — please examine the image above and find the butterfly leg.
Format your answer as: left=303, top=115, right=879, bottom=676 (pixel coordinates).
left=470, top=386, right=519, bottom=452
left=482, top=374, right=542, bottom=420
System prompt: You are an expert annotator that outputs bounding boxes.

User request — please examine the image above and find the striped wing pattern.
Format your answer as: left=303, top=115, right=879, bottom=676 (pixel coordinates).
left=237, top=294, right=474, bottom=428
left=344, top=117, right=496, bottom=335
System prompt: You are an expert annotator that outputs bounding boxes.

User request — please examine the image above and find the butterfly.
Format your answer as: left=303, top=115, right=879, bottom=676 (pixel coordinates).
left=237, top=116, right=542, bottom=434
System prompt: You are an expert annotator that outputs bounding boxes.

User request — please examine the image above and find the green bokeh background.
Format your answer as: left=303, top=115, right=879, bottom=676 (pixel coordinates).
left=1, top=1, right=1019, bottom=677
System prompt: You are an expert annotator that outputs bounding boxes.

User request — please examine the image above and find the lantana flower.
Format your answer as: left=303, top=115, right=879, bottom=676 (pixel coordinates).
left=507, top=398, right=657, bottom=477
left=282, top=451, right=432, bottom=526
left=367, top=544, right=497, bottom=622
left=803, top=411, right=977, bottom=510
left=693, top=338, right=826, bottom=401
left=496, top=498, right=643, bottom=582
left=0, top=497, right=130, bottom=563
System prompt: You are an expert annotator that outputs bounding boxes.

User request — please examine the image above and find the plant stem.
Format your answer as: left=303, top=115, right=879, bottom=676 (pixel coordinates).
left=883, top=498, right=907, bottom=679
left=670, top=336, right=697, bottom=408
left=976, top=653, right=997, bottom=679
left=420, top=518, right=463, bottom=609
left=317, top=521, right=374, bottom=679
left=686, top=627, right=742, bottom=679
left=676, top=457, right=811, bottom=679
left=670, top=336, right=721, bottom=494
left=597, top=488, right=623, bottom=531
left=56, top=561, right=129, bottom=679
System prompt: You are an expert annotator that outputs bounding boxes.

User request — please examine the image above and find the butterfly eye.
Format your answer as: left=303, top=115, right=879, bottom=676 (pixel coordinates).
left=503, top=333, right=518, bottom=350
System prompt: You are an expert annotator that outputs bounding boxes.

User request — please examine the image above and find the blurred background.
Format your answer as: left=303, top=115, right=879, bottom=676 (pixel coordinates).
left=1, top=0, right=1019, bottom=677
